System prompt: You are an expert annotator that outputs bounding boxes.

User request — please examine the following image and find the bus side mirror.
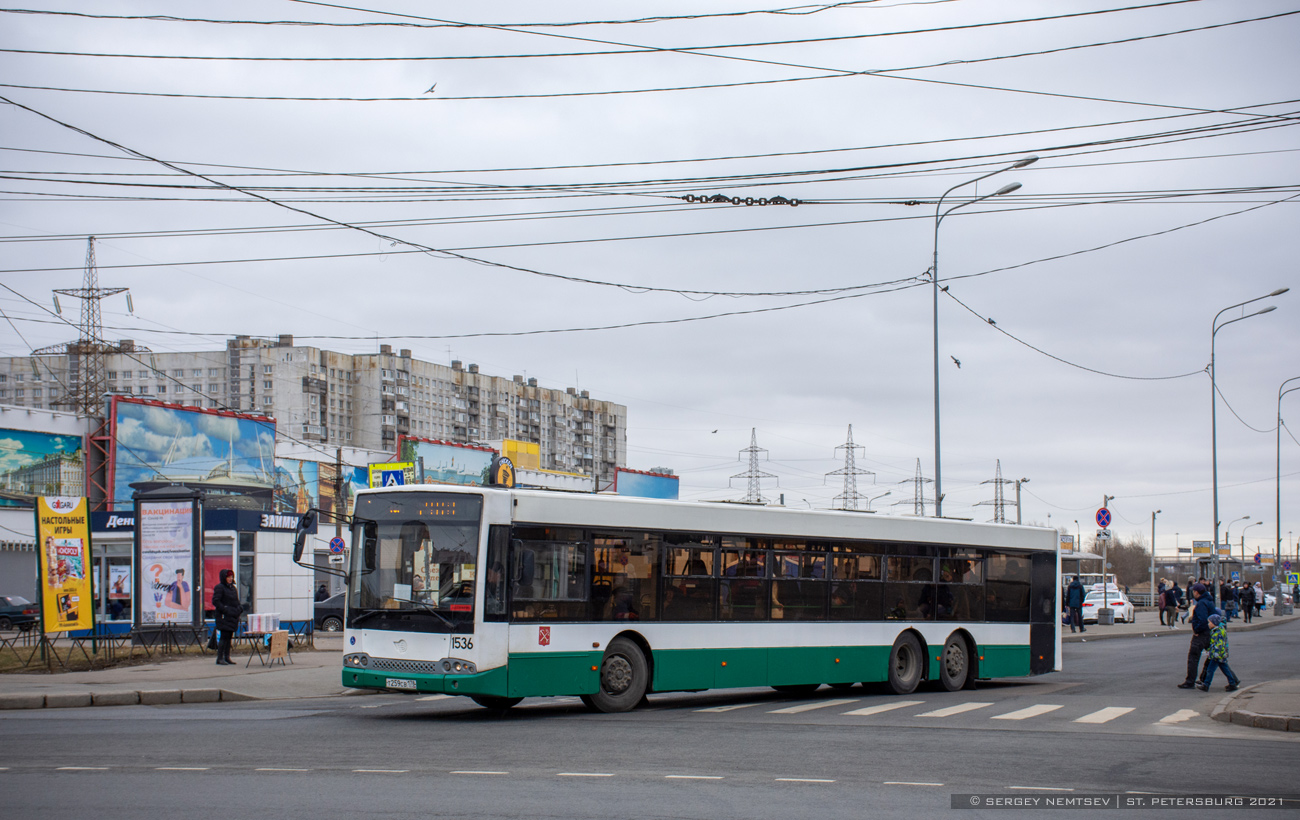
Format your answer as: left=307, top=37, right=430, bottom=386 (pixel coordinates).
left=292, top=510, right=317, bottom=563
left=362, top=521, right=379, bottom=573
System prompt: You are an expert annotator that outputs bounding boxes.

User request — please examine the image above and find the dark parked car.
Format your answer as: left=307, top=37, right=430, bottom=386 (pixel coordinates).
left=0, top=595, right=41, bottom=631
left=314, top=593, right=345, bottom=632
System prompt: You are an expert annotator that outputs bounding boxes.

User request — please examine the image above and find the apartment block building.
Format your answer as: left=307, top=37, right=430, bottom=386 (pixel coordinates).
left=0, top=335, right=629, bottom=486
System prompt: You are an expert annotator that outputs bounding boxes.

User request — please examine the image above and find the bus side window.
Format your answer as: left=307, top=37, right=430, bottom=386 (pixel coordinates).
left=484, top=526, right=509, bottom=621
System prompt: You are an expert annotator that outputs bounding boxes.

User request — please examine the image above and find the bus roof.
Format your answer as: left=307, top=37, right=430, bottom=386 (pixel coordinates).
left=355, top=484, right=1056, bottom=552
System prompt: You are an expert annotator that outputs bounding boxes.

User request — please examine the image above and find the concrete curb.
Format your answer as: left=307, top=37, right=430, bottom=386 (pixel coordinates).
left=1210, top=683, right=1300, bottom=733
left=0, top=688, right=258, bottom=710
left=1063, top=615, right=1298, bottom=643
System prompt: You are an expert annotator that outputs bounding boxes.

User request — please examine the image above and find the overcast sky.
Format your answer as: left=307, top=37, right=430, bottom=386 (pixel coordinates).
left=1, top=0, right=1297, bottom=559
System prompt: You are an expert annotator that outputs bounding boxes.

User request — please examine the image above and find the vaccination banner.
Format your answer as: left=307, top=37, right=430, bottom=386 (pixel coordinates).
left=137, top=499, right=197, bottom=626
left=36, top=496, right=93, bottom=632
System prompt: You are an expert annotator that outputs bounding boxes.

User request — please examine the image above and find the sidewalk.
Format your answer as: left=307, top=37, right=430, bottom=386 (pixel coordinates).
left=0, top=635, right=349, bottom=709
left=1212, top=680, right=1300, bottom=733
left=1062, top=609, right=1300, bottom=643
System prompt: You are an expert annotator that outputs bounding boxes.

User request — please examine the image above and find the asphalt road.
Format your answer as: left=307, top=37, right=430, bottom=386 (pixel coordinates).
left=3, top=623, right=1298, bottom=819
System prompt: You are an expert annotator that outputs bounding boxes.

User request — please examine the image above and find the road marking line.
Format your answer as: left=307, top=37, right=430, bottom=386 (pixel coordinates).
left=256, top=768, right=310, bottom=772
left=1009, top=786, right=1073, bottom=791
left=1157, top=709, right=1199, bottom=724
left=1074, top=707, right=1135, bottom=724
left=884, top=781, right=944, bottom=787
left=56, top=767, right=108, bottom=771
left=916, top=702, right=993, bottom=717
left=842, top=700, right=924, bottom=717
left=768, top=698, right=857, bottom=714
left=665, top=775, right=724, bottom=780
left=417, top=695, right=452, bottom=701
left=776, top=778, right=835, bottom=783
left=353, top=769, right=408, bottom=773
left=695, top=702, right=761, bottom=712
left=558, top=772, right=615, bottom=777
left=451, top=771, right=509, bottom=775
left=156, top=767, right=209, bottom=771
left=991, top=704, right=1063, bottom=721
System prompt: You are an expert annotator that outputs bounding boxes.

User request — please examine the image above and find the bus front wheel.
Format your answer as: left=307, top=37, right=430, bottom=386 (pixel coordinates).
left=887, top=633, right=923, bottom=695
left=471, top=695, right=522, bottom=711
left=583, top=637, right=648, bottom=713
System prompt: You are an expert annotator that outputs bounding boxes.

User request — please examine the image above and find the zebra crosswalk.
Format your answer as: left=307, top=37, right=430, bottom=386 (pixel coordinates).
left=690, top=696, right=1211, bottom=732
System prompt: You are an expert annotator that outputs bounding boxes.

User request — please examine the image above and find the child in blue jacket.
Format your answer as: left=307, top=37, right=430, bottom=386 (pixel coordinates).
left=1197, top=614, right=1241, bottom=692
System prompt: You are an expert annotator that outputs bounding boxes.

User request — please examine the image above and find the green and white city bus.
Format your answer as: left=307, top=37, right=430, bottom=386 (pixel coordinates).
left=295, top=485, right=1060, bottom=712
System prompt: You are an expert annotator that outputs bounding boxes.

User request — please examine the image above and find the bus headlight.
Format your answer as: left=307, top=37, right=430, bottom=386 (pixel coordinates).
left=344, top=653, right=369, bottom=668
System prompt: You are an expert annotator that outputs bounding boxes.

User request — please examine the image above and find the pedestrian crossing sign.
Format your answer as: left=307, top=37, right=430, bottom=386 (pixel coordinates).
left=1287, top=572, right=1299, bottom=586
left=368, top=461, right=415, bottom=488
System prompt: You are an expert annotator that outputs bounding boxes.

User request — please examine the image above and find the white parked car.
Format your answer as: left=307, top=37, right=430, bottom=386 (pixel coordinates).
left=1082, top=591, right=1134, bottom=623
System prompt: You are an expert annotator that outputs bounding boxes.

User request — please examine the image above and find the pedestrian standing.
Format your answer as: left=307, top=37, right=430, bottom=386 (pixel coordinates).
left=1157, top=579, right=1168, bottom=626
left=1196, top=614, right=1241, bottom=692
left=212, top=568, right=242, bottom=667
left=1240, top=582, right=1255, bottom=624
left=1178, top=581, right=1190, bottom=625
left=1178, top=584, right=1215, bottom=689
left=1066, top=576, right=1086, bottom=633
left=1162, top=583, right=1179, bottom=629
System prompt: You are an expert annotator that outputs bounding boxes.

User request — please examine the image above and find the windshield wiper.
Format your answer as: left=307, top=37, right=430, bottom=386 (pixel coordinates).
left=350, top=609, right=387, bottom=627
left=404, top=601, right=459, bottom=631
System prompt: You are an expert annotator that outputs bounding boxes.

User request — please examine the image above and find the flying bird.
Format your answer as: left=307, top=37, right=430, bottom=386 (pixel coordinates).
left=951, top=356, right=961, bottom=369
left=425, top=83, right=438, bottom=94
left=711, top=429, right=718, bottom=433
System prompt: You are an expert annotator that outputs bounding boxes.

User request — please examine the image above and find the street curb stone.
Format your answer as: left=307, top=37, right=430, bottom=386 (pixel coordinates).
left=43, top=692, right=92, bottom=708
left=180, top=688, right=220, bottom=703
left=139, top=689, right=183, bottom=705
left=0, top=692, right=45, bottom=709
left=90, top=690, right=139, bottom=706
left=1210, top=683, right=1300, bottom=733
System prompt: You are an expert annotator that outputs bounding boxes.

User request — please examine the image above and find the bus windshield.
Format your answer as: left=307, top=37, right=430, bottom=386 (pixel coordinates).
left=348, top=492, right=482, bottom=633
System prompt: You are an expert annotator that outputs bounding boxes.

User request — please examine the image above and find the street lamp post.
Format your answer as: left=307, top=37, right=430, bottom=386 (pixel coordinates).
left=1211, top=288, right=1288, bottom=588
left=867, top=490, right=891, bottom=511
left=1150, top=510, right=1161, bottom=612
left=1277, top=377, right=1299, bottom=614
left=1014, top=478, right=1029, bottom=525
left=1241, top=520, right=1262, bottom=563
left=931, top=156, right=1036, bottom=518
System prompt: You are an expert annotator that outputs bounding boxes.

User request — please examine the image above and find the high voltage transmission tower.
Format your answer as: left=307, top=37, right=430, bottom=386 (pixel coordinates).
left=730, top=428, right=776, bottom=504
left=976, top=459, right=1014, bottom=523
left=894, top=458, right=932, bottom=516
left=825, top=424, right=874, bottom=511
left=33, top=237, right=134, bottom=417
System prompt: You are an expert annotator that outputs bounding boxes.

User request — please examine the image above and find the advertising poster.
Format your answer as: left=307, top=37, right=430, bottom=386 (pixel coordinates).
left=273, top=457, right=320, bottom=514
left=138, top=500, right=197, bottom=626
left=0, top=429, right=85, bottom=499
left=318, top=462, right=368, bottom=520
left=615, top=468, right=680, bottom=500
left=398, top=437, right=493, bottom=486
left=36, top=496, right=93, bottom=632
left=108, top=565, right=131, bottom=600
left=109, top=397, right=276, bottom=512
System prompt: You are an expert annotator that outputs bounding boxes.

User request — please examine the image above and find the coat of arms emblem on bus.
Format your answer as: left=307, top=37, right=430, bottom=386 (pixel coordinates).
left=538, top=626, right=551, bottom=646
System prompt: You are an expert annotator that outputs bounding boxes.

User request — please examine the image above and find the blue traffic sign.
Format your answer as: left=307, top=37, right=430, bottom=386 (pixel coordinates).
left=379, top=469, right=405, bottom=487
left=1095, top=508, right=1111, bottom=528
left=329, top=536, right=346, bottom=554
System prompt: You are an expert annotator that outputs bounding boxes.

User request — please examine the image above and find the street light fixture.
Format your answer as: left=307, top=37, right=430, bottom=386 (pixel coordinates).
left=1277, top=377, right=1300, bottom=613
left=1014, top=478, right=1029, bottom=525
left=1211, top=288, right=1288, bottom=587
left=1150, top=510, right=1161, bottom=610
left=1241, top=520, right=1263, bottom=562
left=931, top=156, right=1036, bottom=518
left=867, top=490, right=892, bottom=511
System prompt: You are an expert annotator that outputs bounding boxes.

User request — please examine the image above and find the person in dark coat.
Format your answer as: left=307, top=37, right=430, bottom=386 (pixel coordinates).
left=1240, top=583, right=1255, bottom=624
left=1065, top=576, right=1086, bottom=634
left=1178, top=583, right=1215, bottom=688
left=212, top=569, right=242, bottom=666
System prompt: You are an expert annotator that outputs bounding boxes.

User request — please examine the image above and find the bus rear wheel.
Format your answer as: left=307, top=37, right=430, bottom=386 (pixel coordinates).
left=939, top=634, right=971, bottom=692
left=887, top=633, right=923, bottom=695
left=582, top=637, right=648, bottom=713
left=471, top=695, right=522, bottom=711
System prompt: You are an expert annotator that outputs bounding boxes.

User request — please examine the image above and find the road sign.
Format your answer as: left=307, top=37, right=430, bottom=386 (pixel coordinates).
left=1096, top=528, right=1111, bottom=541
left=1095, top=508, right=1111, bottom=528
left=1230, top=571, right=1240, bottom=581
left=1285, top=560, right=1292, bottom=572
left=328, top=554, right=345, bottom=565
left=1287, top=572, right=1299, bottom=586
left=1254, top=553, right=1261, bottom=565
left=1177, top=548, right=1191, bottom=554
left=329, top=536, right=345, bottom=555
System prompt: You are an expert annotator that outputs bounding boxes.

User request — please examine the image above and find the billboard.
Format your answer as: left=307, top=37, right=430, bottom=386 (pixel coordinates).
left=0, top=429, right=84, bottom=501
left=109, top=397, right=276, bottom=512
left=135, top=497, right=200, bottom=626
left=615, top=468, right=680, bottom=500
left=1059, top=534, right=1075, bottom=554
left=36, top=496, right=93, bottom=632
left=273, top=457, right=319, bottom=514
left=398, top=437, right=494, bottom=486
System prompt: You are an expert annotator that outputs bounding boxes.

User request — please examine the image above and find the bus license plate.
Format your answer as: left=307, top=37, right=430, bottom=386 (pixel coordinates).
left=386, top=678, right=417, bottom=690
